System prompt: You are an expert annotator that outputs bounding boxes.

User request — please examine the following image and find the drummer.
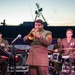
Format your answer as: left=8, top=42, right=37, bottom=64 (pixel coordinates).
left=55, top=29, right=75, bottom=65
left=61, top=29, right=75, bottom=55
left=55, top=29, right=75, bottom=54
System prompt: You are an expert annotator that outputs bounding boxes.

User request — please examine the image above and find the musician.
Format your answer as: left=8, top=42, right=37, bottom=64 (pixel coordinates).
left=23, top=19, right=52, bottom=75
left=52, top=38, right=62, bottom=74
left=0, top=32, right=9, bottom=75
left=54, top=29, right=75, bottom=54
left=59, top=29, right=75, bottom=74
left=60, top=29, right=75, bottom=55
left=56, top=29, right=75, bottom=64
left=53, top=38, right=62, bottom=50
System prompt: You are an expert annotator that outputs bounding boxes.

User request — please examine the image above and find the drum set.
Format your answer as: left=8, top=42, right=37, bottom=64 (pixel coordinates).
left=48, top=48, right=75, bottom=75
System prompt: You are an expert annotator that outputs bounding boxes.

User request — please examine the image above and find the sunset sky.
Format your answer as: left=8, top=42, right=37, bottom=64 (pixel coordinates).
left=0, top=0, right=75, bottom=26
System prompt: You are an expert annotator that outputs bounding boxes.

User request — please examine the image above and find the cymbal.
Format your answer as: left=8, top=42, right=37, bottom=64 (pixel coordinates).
left=61, top=48, right=75, bottom=51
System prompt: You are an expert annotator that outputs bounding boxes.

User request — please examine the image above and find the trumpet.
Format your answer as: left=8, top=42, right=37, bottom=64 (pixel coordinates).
left=28, top=28, right=38, bottom=40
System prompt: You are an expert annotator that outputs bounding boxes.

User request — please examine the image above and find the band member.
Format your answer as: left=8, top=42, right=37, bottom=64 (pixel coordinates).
left=54, top=29, right=75, bottom=58
left=52, top=38, right=62, bottom=74
left=60, top=29, right=75, bottom=55
left=53, top=29, right=75, bottom=74
left=0, top=32, right=9, bottom=75
left=23, top=19, right=52, bottom=75
left=53, top=38, right=62, bottom=50
left=60, top=29, right=75, bottom=74
left=54, top=29, right=75, bottom=54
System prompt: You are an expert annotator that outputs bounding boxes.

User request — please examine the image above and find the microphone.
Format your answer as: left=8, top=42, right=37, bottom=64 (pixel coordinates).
left=11, top=34, right=22, bottom=44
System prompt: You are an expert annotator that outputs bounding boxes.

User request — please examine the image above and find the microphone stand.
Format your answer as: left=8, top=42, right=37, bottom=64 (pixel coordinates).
left=11, top=43, right=16, bottom=75
left=9, top=34, right=21, bottom=75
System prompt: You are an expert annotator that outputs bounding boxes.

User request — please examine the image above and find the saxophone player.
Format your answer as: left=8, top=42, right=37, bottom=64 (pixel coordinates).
left=23, top=19, right=52, bottom=75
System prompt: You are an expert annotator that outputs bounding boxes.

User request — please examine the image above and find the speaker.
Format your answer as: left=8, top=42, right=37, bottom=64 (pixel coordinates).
left=15, top=50, right=28, bottom=66
left=7, top=50, right=29, bottom=72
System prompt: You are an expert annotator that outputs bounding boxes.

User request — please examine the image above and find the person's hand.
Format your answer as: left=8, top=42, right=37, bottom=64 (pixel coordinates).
left=34, top=32, right=40, bottom=39
left=4, top=47, right=8, bottom=51
left=54, top=49, right=59, bottom=53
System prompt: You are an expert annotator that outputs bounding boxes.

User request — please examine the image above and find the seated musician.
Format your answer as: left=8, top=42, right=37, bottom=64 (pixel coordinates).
left=55, top=29, right=75, bottom=72
left=53, top=38, right=62, bottom=50
left=52, top=38, right=62, bottom=74
left=55, top=29, right=75, bottom=55
left=61, top=29, right=75, bottom=54
left=0, top=32, right=9, bottom=75
left=60, top=29, right=75, bottom=67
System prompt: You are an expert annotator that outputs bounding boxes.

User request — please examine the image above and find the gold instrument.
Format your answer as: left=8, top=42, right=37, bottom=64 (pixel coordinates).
left=28, top=28, right=38, bottom=40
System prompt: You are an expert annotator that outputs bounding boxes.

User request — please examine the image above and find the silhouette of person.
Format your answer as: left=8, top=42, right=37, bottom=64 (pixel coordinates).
left=1, top=19, right=6, bottom=26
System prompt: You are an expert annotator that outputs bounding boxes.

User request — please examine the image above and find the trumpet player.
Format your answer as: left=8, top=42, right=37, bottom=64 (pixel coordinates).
left=23, top=19, right=52, bottom=75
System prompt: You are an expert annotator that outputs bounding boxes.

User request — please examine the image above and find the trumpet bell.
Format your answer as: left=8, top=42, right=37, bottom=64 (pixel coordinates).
left=28, top=28, right=38, bottom=40
left=28, top=33, right=35, bottom=40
